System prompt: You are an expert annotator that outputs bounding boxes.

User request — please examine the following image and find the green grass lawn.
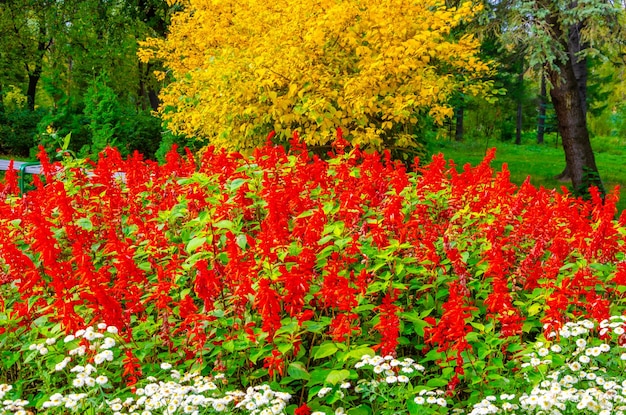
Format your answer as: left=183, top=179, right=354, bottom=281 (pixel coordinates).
left=427, top=133, right=626, bottom=213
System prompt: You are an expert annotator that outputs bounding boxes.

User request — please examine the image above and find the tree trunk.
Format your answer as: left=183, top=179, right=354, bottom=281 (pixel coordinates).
left=515, top=98, right=523, bottom=145
left=537, top=75, right=546, bottom=144
left=455, top=105, right=464, bottom=142
left=515, top=64, right=524, bottom=145
left=547, top=63, right=602, bottom=195
left=544, top=12, right=602, bottom=196
left=26, top=26, right=49, bottom=111
left=26, top=65, right=42, bottom=111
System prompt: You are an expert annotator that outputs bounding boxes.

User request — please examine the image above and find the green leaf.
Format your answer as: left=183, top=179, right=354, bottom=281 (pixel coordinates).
left=62, top=132, right=72, bottom=150
left=287, top=362, right=310, bottom=380
left=528, top=303, right=542, bottom=316
left=75, top=217, right=93, bottom=231
left=314, top=342, right=338, bottom=360
left=426, top=377, right=449, bottom=387
left=326, top=369, right=350, bottom=385
left=348, top=405, right=372, bottom=415
left=344, top=346, right=376, bottom=362
left=186, top=236, right=206, bottom=253
left=308, top=368, right=331, bottom=386
left=214, top=220, right=234, bottom=229
left=228, top=178, right=246, bottom=191
left=407, top=398, right=420, bottom=415
left=0, top=351, right=21, bottom=369
left=470, top=322, right=485, bottom=332
left=236, top=234, right=247, bottom=249
left=302, top=319, right=329, bottom=334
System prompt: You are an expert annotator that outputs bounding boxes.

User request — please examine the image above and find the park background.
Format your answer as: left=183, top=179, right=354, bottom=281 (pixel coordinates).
left=3, top=1, right=626, bottom=414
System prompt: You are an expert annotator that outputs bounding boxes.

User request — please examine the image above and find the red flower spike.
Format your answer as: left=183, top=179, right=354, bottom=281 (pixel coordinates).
left=373, top=292, right=401, bottom=356
left=263, top=349, right=285, bottom=378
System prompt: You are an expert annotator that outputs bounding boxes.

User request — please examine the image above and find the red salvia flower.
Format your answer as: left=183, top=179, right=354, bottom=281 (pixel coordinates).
left=373, top=292, right=401, bottom=356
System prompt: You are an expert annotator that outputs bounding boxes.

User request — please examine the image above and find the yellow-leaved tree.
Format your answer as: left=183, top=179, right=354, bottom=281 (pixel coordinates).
left=139, top=0, right=493, bottom=151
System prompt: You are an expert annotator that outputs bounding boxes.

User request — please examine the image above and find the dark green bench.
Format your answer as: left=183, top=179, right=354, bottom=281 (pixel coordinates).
left=0, top=159, right=42, bottom=194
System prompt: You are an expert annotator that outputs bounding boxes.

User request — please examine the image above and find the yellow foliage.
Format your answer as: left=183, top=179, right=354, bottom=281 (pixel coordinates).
left=3, top=85, right=28, bottom=111
left=139, top=0, right=493, bottom=150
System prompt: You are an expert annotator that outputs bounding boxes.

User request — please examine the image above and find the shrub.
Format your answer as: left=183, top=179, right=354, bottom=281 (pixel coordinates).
left=0, top=103, right=44, bottom=157
left=139, top=0, right=495, bottom=151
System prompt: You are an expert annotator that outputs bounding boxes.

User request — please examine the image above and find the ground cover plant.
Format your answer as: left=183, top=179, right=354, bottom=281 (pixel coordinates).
left=2, top=132, right=626, bottom=413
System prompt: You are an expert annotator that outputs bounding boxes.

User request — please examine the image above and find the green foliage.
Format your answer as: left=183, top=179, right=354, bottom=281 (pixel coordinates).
left=36, top=76, right=162, bottom=159
left=82, top=74, right=162, bottom=158
left=0, top=103, right=43, bottom=157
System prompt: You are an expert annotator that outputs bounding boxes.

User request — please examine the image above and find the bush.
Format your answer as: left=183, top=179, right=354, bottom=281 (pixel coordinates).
left=36, top=76, right=163, bottom=161
left=0, top=103, right=45, bottom=157
left=0, top=133, right=625, bottom=413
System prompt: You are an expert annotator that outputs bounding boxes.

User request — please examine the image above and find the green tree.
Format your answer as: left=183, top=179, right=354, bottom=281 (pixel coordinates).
left=0, top=0, right=174, bottom=158
left=493, top=0, right=623, bottom=195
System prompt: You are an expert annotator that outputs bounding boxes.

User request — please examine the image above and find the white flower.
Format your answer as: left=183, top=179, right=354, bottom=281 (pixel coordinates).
left=69, top=345, right=86, bottom=356
left=98, top=323, right=107, bottom=330
left=436, top=397, right=447, bottom=407
left=579, top=355, right=591, bottom=364
left=84, top=377, right=96, bottom=387
left=64, top=399, right=77, bottom=408
left=84, top=330, right=98, bottom=341
left=72, top=378, right=85, bottom=388
left=55, top=358, right=71, bottom=372
left=538, top=348, right=550, bottom=357
left=397, top=375, right=409, bottom=383
left=39, top=347, right=48, bottom=355
left=550, top=344, right=562, bottom=353
left=94, top=350, right=114, bottom=364
left=569, top=362, right=582, bottom=371
left=84, top=364, right=96, bottom=375
left=45, top=337, right=57, bottom=345
left=100, top=337, right=116, bottom=349
left=95, top=375, right=108, bottom=385
left=385, top=375, right=398, bottom=384
left=414, top=397, right=425, bottom=404
left=107, top=326, right=119, bottom=334
left=317, top=387, right=332, bottom=398
left=71, top=365, right=85, bottom=373
left=160, top=362, right=172, bottom=370
left=587, top=347, right=601, bottom=357
left=576, top=338, right=587, bottom=349
left=340, top=382, right=350, bottom=389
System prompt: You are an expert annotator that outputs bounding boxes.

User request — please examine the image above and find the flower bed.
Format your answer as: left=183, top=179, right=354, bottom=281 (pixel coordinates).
left=1, top=132, right=626, bottom=414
